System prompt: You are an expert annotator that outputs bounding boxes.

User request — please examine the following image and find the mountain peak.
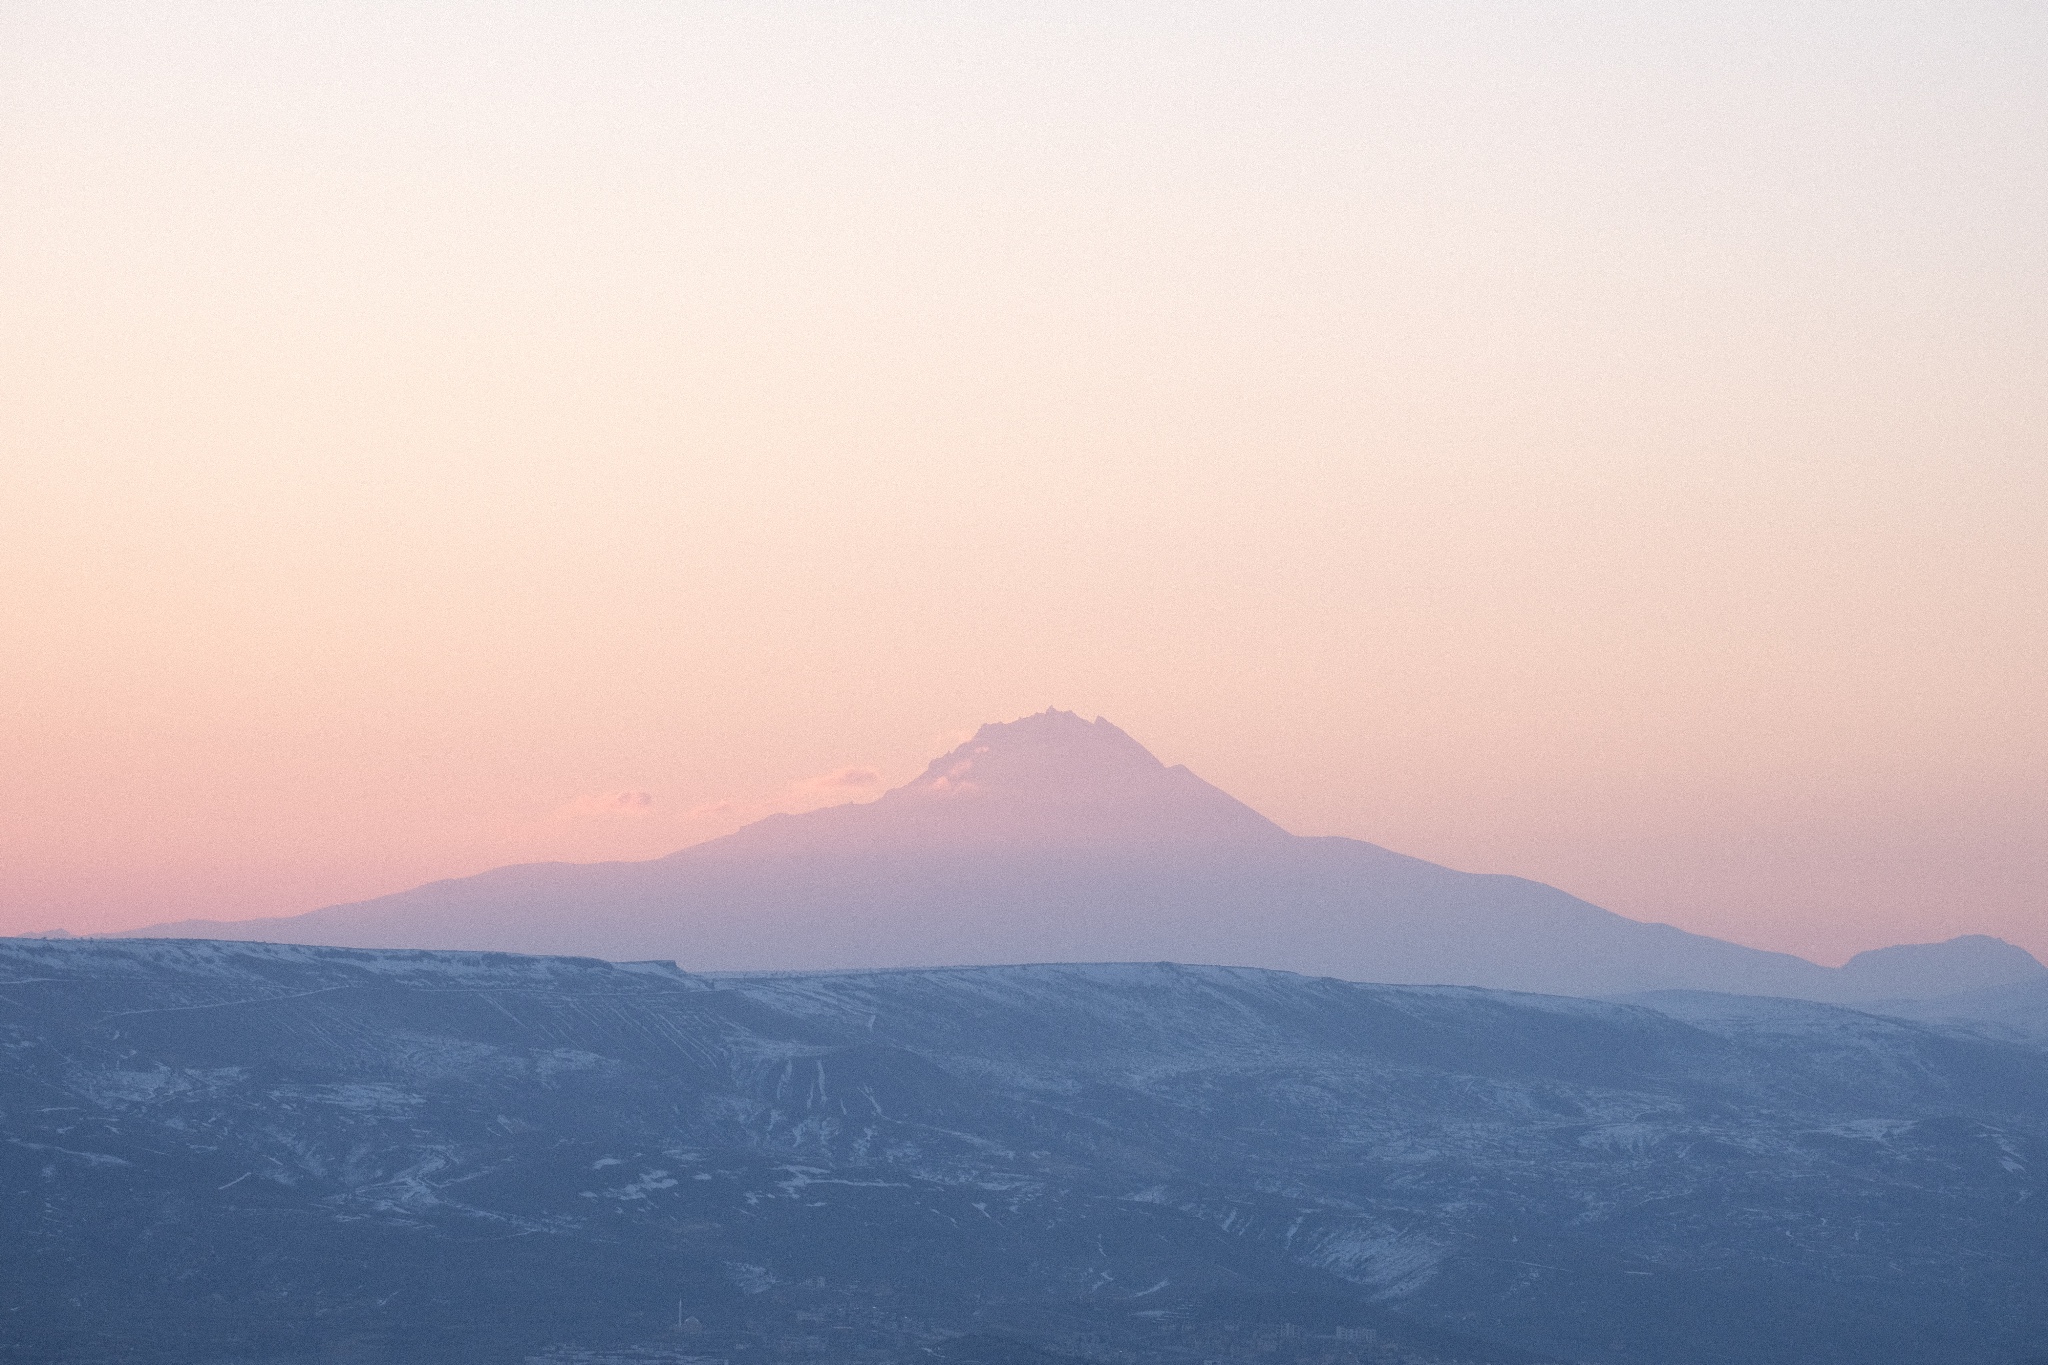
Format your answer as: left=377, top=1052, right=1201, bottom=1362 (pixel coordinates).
left=899, top=710, right=1165, bottom=799
left=696, top=710, right=1287, bottom=856
left=1836, top=934, right=2048, bottom=1000
left=861, top=709, right=1287, bottom=846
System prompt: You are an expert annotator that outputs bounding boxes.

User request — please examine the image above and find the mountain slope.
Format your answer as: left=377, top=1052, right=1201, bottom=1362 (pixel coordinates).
left=4, top=937, right=2046, bottom=1365
left=122, top=711, right=2045, bottom=1002
left=1861, top=976, right=2048, bottom=1047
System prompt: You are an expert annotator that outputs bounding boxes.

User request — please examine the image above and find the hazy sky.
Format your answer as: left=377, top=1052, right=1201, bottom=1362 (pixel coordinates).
left=4, top=2, right=2043, bottom=963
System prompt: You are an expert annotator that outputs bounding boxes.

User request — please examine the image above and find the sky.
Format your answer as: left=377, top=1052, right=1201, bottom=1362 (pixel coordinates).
left=3, top=2, right=2043, bottom=964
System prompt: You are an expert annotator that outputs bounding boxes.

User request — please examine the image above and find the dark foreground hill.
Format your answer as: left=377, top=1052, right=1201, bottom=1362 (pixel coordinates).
left=123, top=711, right=2047, bottom=1003
left=3, top=938, right=2046, bottom=1365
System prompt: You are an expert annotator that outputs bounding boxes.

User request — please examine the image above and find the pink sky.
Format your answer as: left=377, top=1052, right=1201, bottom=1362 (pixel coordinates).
left=3, top=4, right=2042, bottom=964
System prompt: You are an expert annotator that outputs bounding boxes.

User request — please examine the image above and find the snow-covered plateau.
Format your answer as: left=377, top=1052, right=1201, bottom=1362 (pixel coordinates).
left=3, top=937, right=2045, bottom=1365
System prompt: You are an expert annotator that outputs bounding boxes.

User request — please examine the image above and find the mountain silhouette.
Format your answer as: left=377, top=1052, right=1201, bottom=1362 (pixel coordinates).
left=122, top=710, right=2045, bottom=1001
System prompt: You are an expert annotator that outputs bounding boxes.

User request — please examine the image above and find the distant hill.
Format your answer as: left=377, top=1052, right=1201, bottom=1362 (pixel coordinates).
left=121, top=710, right=2047, bottom=1002
left=1860, top=976, right=2048, bottom=1047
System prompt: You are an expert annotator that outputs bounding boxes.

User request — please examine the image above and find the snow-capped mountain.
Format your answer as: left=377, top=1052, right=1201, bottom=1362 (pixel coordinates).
left=4, top=937, right=2044, bottom=1365
left=122, top=710, right=2045, bottom=1003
